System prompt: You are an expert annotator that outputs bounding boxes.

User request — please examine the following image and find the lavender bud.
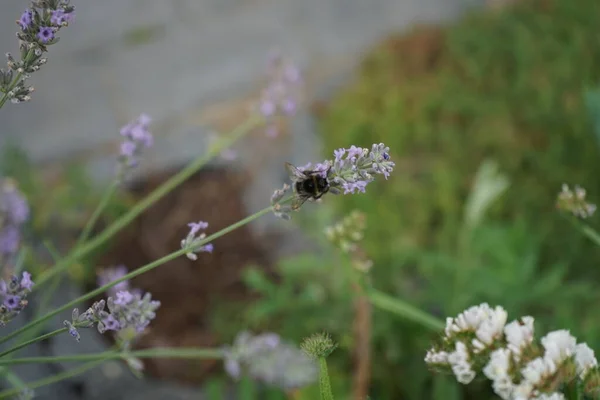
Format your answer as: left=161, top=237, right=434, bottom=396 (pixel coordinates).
left=180, top=221, right=213, bottom=260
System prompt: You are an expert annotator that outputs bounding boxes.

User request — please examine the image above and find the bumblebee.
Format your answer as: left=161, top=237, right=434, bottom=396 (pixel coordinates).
left=285, top=162, right=331, bottom=210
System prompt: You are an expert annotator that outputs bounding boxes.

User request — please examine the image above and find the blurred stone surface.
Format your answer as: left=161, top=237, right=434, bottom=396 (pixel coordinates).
left=0, top=0, right=485, bottom=398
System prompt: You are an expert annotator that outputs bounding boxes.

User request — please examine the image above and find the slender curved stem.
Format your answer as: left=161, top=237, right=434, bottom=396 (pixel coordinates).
left=366, top=288, right=444, bottom=331
left=0, top=347, right=223, bottom=365
left=34, top=115, right=263, bottom=289
left=0, top=329, right=67, bottom=359
left=74, top=180, right=119, bottom=248
left=0, top=359, right=107, bottom=399
left=0, top=203, right=274, bottom=347
left=561, top=213, right=600, bottom=247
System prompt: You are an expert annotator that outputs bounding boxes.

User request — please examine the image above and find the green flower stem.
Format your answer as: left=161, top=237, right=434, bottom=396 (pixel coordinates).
left=0, top=328, right=67, bottom=359
left=0, top=347, right=224, bottom=366
left=318, top=357, right=334, bottom=400
left=562, top=214, right=600, bottom=247
left=0, top=202, right=275, bottom=348
left=0, top=367, right=26, bottom=395
left=74, top=180, right=119, bottom=248
left=366, top=288, right=444, bottom=331
left=34, top=115, right=263, bottom=289
left=0, top=358, right=107, bottom=399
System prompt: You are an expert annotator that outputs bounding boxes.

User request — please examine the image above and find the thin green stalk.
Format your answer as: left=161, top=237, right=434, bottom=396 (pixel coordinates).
left=0, top=347, right=223, bottom=365
left=0, top=328, right=67, bottom=358
left=366, top=288, right=444, bottom=331
left=0, top=367, right=26, bottom=395
left=318, top=358, right=334, bottom=400
left=0, top=203, right=274, bottom=347
left=562, top=214, right=600, bottom=247
left=74, top=180, right=119, bottom=248
left=0, top=358, right=107, bottom=399
left=34, top=115, right=263, bottom=289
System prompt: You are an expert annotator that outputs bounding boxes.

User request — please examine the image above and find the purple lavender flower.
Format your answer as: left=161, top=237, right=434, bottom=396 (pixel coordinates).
left=257, top=52, right=303, bottom=136
left=329, top=143, right=394, bottom=193
left=36, top=27, right=54, bottom=43
left=65, top=290, right=160, bottom=341
left=223, top=331, right=317, bottom=390
left=4, top=2, right=75, bottom=105
left=20, top=271, right=33, bottom=291
left=271, top=143, right=394, bottom=217
left=117, top=114, right=153, bottom=178
left=4, top=295, right=21, bottom=310
left=0, top=226, right=20, bottom=256
left=97, top=265, right=130, bottom=297
left=0, top=271, right=34, bottom=326
left=0, top=179, right=29, bottom=259
left=18, top=10, right=33, bottom=30
left=181, top=221, right=214, bottom=260
left=101, top=314, right=121, bottom=332
left=50, top=9, right=73, bottom=26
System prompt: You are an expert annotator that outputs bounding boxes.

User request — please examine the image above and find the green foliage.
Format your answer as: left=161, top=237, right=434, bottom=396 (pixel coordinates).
left=309, top=0, right=600, bottom=398
left=0, top=143, right=132, bottom=280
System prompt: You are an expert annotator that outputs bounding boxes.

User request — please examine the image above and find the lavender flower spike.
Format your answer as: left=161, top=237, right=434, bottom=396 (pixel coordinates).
left=1, top=0, right=75, bottom=105
left=117, top=114, right=153, bottom=179
left=329, top=143, right=395, bottom=194
left=257, top=52, right=303, bottom=137
left=64, top=290, right=160, bottom=342
left=181, top=221, right=214, bottom=260
left=270, top=143, right=394, bottom=218
left=0, top=178, right=29, bottom=259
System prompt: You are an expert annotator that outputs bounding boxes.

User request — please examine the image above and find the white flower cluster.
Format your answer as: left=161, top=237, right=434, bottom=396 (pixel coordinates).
left=425, top=303, right=599, bottom=400
left=556, top=184, right=596, bottom=219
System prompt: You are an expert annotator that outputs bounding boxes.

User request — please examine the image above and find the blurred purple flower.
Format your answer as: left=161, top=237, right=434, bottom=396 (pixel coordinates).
left=0, top=179, right=29, bottom=259
left=18, top=10, right=33, bottom=30
left=117, top=114, right=153, bottom=178
left=258, top=52, right=303, bottom=137
left=0, top=272, right=34, bottom=326
left=97, top=265, right=130, bottom=297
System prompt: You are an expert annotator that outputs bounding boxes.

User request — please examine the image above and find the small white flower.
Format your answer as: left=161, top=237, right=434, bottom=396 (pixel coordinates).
left=521, top=356, right=557, bottom=387
left=454, top=303, right=492, bottom=332
left=533, top=392, right=565, bottom=400
left=473, top=306, right=508, bottom=352
left=448, top=341, right=476, bottom=384
left=541, top=330, right=577, bottom=364
left=483, top=348, right=514, bottom=400
left=504, top=316, right=535, bottom=361
left=425, top=349, right=449, bottom=365
left=575, top=342, right=598, bottom=379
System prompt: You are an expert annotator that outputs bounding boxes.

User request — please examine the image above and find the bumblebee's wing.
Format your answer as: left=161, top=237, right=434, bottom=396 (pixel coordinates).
left=285, top=162, right=306, bottom=181
left=291, top=195, right=309, bottom=210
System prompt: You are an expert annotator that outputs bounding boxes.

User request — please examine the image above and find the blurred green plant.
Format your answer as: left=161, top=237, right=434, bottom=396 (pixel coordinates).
left=0, top=143, right=132, bottom=281
left=310, top=0, right=600, bottom=397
